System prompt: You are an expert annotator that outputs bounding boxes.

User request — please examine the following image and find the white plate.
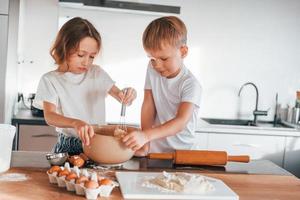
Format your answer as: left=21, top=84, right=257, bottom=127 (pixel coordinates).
left=116, top=171, right=239, bottom=200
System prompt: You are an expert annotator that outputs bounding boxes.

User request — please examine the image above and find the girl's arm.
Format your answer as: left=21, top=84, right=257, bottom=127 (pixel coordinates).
left=43, top=101, right=94, bottom=146
left=108, top=85, right=136, bottom=105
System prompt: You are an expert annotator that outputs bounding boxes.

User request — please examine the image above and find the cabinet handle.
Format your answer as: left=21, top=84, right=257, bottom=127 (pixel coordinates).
left=233, top=143, right=260, bottom=148
left=32, top=134, right=57, bottom=138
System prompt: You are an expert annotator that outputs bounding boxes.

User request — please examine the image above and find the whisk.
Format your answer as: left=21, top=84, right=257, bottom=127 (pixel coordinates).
left=114, top=89, right=128, bottom=138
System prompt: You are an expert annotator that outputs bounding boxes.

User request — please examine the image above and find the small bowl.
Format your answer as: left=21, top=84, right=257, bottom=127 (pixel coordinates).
left=46, top=153, right=69, bottom=166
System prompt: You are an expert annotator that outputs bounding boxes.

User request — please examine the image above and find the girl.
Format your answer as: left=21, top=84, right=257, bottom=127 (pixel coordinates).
left=33, top=17, right=136, bottom=155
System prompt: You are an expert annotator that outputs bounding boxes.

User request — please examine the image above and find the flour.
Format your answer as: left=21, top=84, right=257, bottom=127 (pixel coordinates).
left=142, top=171, right=215, bottom=194
left=0, top=173, right=29, bottom=182
left=113, top=128, right=127, bottom=139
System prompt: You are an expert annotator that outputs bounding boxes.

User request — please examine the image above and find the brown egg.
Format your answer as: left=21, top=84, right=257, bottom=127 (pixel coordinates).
left=69, top=155, right=85, bottom=168
left=47, top=165, right=61, bottom=174
left=99, top=178, right=112, bottom=186
left=79, top=153, right=89, bottom=161
left=65, top=172, right=78, bottom=181
left=73, top=157, right=85, bottom=168
left=75, top=176, right=89, bottom=184
left=68, top=156, right=75, bottom=164
left=84, top=180, right=99, bottom=189
left=58, top=169, right=70, bottom=177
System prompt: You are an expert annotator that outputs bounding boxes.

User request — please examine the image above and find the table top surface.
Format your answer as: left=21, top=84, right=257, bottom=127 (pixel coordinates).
left=1, top=167, right=300, bottom=200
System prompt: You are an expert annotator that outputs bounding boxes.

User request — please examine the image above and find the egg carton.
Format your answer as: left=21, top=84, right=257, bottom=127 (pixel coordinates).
left=46, top=162, right=119, bottom=199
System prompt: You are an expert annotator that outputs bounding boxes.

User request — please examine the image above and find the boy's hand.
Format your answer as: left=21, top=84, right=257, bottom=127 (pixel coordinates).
left=72, top=119, right=95, bottom=146
left=119, top=87, right=137, bottom=105
left=122, top=130, right=149, bottom=151
left=134, top=143, right=150, bottom=157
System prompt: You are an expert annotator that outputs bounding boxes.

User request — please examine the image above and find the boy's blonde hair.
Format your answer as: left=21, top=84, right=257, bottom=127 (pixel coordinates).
left=142, top=16, right=187, bottom=51
left=50, top=17, right=101, bottom=69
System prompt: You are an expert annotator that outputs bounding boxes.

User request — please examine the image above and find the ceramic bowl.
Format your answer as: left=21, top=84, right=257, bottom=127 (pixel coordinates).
left=83, top=125, right=139, bottom=164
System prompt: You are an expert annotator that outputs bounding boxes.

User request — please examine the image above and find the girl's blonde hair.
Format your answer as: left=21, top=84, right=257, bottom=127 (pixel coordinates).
left=142, top=16, right=187, bottom=51
left=50, top=17, right=101, bottom=70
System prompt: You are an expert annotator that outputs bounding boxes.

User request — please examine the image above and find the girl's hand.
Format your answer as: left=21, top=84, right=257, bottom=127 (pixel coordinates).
left=122, top=130, right=149, bottom=151
left=119, top=87, right=137, bottom=105
left=72, top=119, right=95, bottom=146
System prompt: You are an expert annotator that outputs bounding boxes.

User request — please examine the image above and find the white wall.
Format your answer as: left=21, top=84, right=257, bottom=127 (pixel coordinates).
left=17, top=0, right=58, bottom=102
left=0, top=15, right=9, bottom=123
left=0, top=0, right=20, bottom=123
left=5, top=0, right=20, bottom=123
left=18, top=0, right=300, bottom=124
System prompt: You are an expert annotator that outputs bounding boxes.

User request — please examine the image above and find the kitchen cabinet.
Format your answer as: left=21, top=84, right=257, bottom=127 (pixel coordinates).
left=0, top=0, right=9, bottom=14
left=206, top=133, right=285, bottom=167
left=18, top=125, right=57, bottom=151
left=283, top=136, right=300, bottom=178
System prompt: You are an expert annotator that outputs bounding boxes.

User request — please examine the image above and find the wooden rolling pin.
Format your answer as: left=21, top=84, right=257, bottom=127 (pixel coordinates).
left=147, top=150, right=250, bottom=166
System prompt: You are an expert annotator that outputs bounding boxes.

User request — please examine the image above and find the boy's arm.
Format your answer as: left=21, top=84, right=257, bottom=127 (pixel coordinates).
left=124, top=101, right=195, bottom=151
left=141, top=89, right=156, bottom=130
left=145, top=101, right=195, bottom=141
left=134, top=90, right=155, bottom=156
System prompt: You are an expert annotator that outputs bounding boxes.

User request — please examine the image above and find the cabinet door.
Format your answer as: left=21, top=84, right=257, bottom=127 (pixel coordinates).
left=19, top=125, right=57, bottom=152
left=0, top=0, right=9, bottom=15
left=284, top=137, right=300, bottom=178
left=207, top=133, right=285, bottom=167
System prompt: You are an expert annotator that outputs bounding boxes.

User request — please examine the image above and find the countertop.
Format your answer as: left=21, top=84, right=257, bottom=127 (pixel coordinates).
left=1, top=151, right=300, bottom=200
left=12, top=109, right=300, bottom=137
left=12, top=109, right=47, bottom=125
left=10, top=151, right=292, bottom=176
left=196, top=118, right=300, bottom=137
left=2, top=167, right=300, bottom=200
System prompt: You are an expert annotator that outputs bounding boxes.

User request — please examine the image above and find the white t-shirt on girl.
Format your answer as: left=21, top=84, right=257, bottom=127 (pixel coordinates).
left=144, top=63, right=202, bottom=153
left=33, top=65, right=115, bottom=137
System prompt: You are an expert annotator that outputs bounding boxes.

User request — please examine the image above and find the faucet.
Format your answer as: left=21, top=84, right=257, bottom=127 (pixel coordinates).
left=238, top=82, right=268, bottom=125
left=273, top=93, right=278, bottom=126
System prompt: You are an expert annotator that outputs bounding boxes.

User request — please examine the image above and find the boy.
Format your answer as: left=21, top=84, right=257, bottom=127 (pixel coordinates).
left=122, top=16, right=202, bottom=155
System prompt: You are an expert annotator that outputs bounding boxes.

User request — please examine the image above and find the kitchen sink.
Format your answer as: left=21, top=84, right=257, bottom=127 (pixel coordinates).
left=202, top=118, right=296, bottom=129
left=202, top=118, right=255, bottom=126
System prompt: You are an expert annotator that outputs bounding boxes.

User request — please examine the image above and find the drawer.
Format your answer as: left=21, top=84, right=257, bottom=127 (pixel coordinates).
left=19, top=125, right=57, bottom=152
left=207, top=133, right=285, bottom=167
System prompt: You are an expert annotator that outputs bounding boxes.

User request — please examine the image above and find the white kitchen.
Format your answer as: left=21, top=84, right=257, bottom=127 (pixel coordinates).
left=1, top=0, right=300, bottom=199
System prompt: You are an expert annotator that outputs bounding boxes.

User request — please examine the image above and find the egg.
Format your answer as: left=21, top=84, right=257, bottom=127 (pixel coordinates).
left=99, top=178, right=112, bottom=186
left=84, top=180, right=99, bottom=189
left=58, top=168, right=70, bottom=177
left=73, top=157, right=85, bottom=168
left=65, top=172, right=78, bottom=181
left=79, top=153, right=89, bottom=161
left=47, top=165, right=61, bottom=174
left=75, top=175, right=89, bottom=184
left=69, top=155, right=85, bottom=168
